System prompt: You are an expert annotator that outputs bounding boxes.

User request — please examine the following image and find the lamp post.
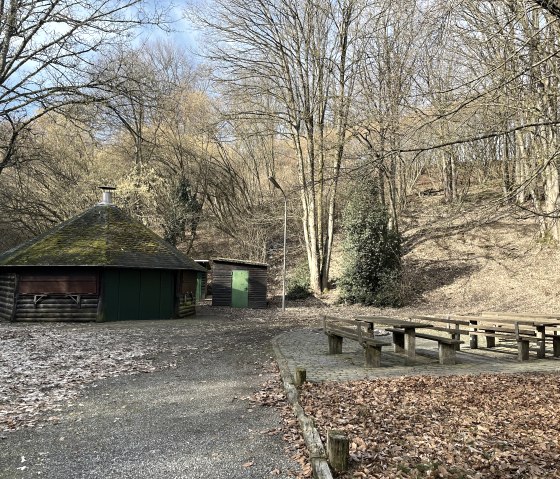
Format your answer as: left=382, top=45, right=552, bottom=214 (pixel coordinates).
left=268, top=176, right=287, bottom=312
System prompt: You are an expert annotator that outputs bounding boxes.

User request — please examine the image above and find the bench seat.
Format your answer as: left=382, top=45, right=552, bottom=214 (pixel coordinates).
left=385, top=328, right=463, bottom=365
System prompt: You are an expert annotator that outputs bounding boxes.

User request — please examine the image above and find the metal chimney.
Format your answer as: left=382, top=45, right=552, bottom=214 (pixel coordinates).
left=98, top=186, right=116, bottom=205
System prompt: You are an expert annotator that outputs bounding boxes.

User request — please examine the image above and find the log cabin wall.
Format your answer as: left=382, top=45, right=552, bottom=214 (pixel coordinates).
left=14, top=295, right=99, bottom=322
left=13, top=269, right=100, bottom=322
left=0, top=273, right=16, bottom=321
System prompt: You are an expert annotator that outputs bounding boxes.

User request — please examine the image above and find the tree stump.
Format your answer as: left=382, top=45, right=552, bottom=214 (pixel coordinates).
left=294, top=367, right=307, bottom=386
left=327, top=429, right=349, bottom=472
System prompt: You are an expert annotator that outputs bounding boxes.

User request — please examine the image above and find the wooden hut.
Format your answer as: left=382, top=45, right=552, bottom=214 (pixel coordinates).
left=211, top=258, right=267, bottom=309
left=0, top=188, right=206, bottom=322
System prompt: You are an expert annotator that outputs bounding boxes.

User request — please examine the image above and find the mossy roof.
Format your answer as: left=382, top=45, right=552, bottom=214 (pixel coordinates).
left=0, top=205, right=205, bottom=271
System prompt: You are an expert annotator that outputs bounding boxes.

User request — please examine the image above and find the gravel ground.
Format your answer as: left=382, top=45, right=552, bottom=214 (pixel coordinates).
left=0, top=308, right=303, bottom=478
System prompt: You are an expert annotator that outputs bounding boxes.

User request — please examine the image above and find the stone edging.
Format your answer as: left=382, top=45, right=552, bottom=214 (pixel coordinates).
left=272, top=337, right=332, bottom=479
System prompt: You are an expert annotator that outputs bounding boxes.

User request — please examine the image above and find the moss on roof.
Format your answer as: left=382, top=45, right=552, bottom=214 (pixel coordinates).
left=0, top=205, right=205, bottom=271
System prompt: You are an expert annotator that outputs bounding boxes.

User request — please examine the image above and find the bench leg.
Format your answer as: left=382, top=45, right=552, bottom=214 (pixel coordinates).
left=392, top=331, right=405, bottom=354
left=364, top=345, right=382, bottom=368
left=470, top=321, right=478, bottom=349
left=486, top=335, right=496, bottom=348
left=439, top=342, right=456, bottom=365
left=328, top=334, right=343, bottom=354
left=553, top=336, right=560, bottom=357
left=518, top=340, right=529, bottom=361
left=536, top=326, right=546, bottom=359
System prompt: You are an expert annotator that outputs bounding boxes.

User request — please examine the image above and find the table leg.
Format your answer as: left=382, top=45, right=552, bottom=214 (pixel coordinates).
left=536, top=325, right=546, bottom=359
left=392, top=331, right=405, bottom=354
left=404, top=328, right=416, bottom=361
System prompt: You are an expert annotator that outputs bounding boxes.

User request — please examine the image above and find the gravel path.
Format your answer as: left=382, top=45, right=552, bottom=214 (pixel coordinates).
left=0, top=311, right=301, bottom=478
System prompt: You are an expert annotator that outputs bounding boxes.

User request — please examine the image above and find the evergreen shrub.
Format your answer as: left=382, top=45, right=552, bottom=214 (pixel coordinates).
left=339, top=183, right=403, bottom=306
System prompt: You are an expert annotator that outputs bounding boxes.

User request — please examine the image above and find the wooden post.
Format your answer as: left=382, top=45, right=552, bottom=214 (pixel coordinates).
left=486, top=335, right=496, bottom=348
left=294, top=367, right=306, bottom=386
left=327, top=430, right=349, bottom=472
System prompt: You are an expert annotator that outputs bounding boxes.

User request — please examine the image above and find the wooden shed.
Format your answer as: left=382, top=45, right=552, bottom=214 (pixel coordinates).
left=194, top=260, right=210, bottom=301
left=0, top=190, right=206, bottom=322
left=211, top=258, right=267, bottom=309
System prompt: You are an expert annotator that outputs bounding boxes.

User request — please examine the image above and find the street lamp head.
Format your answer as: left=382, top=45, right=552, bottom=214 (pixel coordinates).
left=268, top=176, right=281, bottom=190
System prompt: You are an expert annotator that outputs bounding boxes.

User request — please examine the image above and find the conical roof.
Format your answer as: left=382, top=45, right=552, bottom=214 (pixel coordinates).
left=0, top=204, right=205, bottom=271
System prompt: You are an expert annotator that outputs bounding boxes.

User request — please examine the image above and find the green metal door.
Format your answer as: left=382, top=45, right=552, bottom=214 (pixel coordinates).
left=231, top=270, right=249, bottom=308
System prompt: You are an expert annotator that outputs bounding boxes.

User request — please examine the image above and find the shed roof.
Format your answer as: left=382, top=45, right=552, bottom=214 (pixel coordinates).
left=0, top=204, right=205, bottom=271
left=212, top=257, right=268, bottom=268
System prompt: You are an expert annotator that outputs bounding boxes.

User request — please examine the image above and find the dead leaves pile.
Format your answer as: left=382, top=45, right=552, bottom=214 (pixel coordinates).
left=298, top=373, right=560, bottom=478
left=0, top=325, right=171, bottom=432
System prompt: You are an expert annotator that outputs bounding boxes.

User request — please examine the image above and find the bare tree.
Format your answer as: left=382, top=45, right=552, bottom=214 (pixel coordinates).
left=0, top=0, right=165, bottom=175
left=193, top=0, right=366, bottom=293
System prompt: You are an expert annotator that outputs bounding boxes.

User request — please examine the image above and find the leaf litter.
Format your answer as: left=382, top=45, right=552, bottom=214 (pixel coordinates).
left=0, top=324, right=177, bottom=432
left=294, top=373, right=560, bottom=478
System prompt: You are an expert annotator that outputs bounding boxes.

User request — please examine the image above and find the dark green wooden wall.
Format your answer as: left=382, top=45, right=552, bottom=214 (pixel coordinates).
left=102, top=269, right=175, bottom=321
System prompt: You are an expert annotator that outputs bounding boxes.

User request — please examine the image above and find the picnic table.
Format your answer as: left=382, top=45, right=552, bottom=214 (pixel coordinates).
left=357, top=316, right=433, bottom=361
left=454, top=315, right=560, bottom=359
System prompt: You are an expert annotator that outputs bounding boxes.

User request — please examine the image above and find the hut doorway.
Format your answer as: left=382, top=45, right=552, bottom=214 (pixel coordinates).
left=231, top=270, right=249, bottom=308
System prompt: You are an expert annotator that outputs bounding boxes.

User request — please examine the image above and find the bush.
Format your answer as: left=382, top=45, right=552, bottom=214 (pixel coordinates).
left=286, top=261, right=311, bottom=300
left=339, top=182, right=403, bottom=306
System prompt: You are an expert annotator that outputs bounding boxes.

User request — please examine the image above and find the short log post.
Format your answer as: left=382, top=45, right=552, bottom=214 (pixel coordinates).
left=328, top=335, right=343, bottom=354
left=294, top=367, right=307, bottom=386
left=327, top=429, right=349, bottom=473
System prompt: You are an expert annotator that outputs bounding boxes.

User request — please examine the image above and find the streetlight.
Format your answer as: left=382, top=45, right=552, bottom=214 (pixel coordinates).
left=268, top=176, right=287, bottom=312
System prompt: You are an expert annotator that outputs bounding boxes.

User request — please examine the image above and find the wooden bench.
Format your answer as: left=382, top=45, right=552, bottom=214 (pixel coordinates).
left=322, top=316, right=387, bottom=368
left=467, top=328, right=540, bottom=361
left=386, top=328, right=463, bottom=365
left=411, top=315, right=470, bottom=350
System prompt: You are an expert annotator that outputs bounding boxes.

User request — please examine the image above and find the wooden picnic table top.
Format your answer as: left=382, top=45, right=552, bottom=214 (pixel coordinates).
left=482, top=311, right=560, bottom=320
left=453, top=315, right=560, bottom=327
left=356, top=316, right=433, bottom=329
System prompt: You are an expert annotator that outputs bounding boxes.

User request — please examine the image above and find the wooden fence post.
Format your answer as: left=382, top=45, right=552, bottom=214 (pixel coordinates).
left=294, top=367, right=307, bottom=386
left=327, top=429, right=349, bottom=472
